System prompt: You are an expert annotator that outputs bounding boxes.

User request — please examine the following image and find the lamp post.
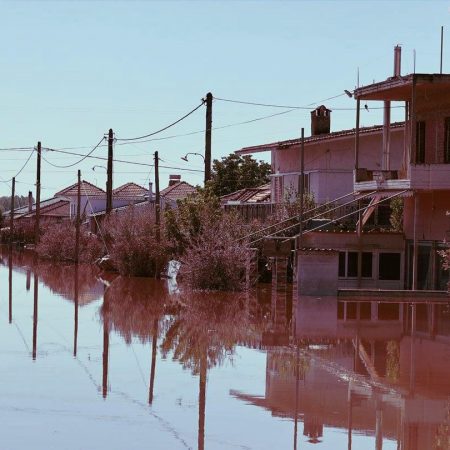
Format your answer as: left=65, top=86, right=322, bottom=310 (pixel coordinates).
left=180, top=152, right=205, bottom=163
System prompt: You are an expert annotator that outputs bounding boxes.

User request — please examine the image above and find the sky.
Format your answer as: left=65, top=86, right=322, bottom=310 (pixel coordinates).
left=0, top=0, right=449, bottom=198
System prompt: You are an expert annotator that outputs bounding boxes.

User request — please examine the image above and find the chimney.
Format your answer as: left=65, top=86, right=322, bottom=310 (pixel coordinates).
left=310, top=105, right=331, bottom=136
left=28, top=191, right=33, bottom=213
left=394, top=45, right=401, bottom=77
left=169, top=174, right=181, bottom=186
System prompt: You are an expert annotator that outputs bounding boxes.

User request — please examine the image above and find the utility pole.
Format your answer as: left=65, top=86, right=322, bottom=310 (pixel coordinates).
left=75, top=170, right=81, bottom=264
left=440, top=26, right=444, bottom=74
left=9, top=177, right=15, bottom=246
left=154, top=151, right=160, bottom=242
left=154, top=151, right=161, bottom=280
left=106, top=129, right=114, bottom=214
left=204, top=92, right=213, bottom=185
left=35, top=142, right=41, bottom=244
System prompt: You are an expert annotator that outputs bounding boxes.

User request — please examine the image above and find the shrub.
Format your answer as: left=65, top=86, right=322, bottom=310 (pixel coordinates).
left=179, top=212, right=248, bottom=291
left=390, top=197, right=404, bottom=232
left=103, top=205, right=168, bottom=277
left=36, top=221, right=103, bottom=263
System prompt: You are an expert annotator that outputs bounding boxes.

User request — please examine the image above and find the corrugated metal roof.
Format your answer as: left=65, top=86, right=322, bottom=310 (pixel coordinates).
left=221, top=184, right=271, bottom=204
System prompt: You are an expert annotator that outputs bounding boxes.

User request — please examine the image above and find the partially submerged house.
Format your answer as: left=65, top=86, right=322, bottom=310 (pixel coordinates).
left=159, top=174, right=197, bottom=209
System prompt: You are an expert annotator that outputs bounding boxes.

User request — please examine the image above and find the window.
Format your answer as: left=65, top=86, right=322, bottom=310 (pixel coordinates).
left=445, top=117, right=450, bottom=163
left=378, top=253, right=401, bottom=280
left=347, top=252, right=358, bottom=277
left=416, top=121, right=426, bottom=164
left=338, top=252, right=346, bottom=277
left=362, top=252, right=373, bottom=278
left=338, top=251, right=373, bottom=278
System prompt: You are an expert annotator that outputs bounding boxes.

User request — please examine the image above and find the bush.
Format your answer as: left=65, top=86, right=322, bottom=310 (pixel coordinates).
left=179, top=212, right=248, bottom=291
left=36, top=221, right=103, bottom=263
left=103, top=205, right=168, bottom=277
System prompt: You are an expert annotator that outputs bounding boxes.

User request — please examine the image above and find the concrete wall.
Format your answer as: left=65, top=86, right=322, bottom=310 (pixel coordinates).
left=403, top=191, right=450, bottom=241
left=297, top=251, right=339, bottom=296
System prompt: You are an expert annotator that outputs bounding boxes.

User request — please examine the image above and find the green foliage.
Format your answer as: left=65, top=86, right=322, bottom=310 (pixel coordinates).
left=164, top=188, right=221, bottom=256
left=207, top=153, right=271, bottom=197
left=389, top=197, right=404, bottom=232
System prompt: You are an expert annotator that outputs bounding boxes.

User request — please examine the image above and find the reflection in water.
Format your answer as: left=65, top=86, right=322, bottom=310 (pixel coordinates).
left=32, top=272, right=38, bottom=361
left=3, top=248, right=450, bottom=449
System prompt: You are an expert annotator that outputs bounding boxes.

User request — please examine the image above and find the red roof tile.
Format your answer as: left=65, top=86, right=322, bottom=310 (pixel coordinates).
left=113, top=182, right=149, bottom=198
left=160, top=181, right=197, bottom=201
left=55, top=180, right=106, bottom=198
left=221, top=184, right=271, bottom=204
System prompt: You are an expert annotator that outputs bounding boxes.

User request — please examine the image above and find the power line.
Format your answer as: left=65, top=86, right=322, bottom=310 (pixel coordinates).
left=214, top=96, right=405, bottom=111
left=42, top=147, right=204, bottom=173
left=0, top=148, right=35, bottom=184
left=42, top=136, right=106, bottom=168
left=115, top=101, right=205, bottom=142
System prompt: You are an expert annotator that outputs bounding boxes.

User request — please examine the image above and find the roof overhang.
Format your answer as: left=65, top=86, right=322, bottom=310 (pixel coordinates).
left=354, top=73, right=450, bottom=101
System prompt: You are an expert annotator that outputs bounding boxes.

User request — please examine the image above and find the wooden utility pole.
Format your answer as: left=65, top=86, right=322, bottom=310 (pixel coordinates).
left=299, top=128, right=305, bottom=241
left=9, top=177, right=15, bottom=246
left=106, top=129, right=114, bottom=214
left=441, top=26, right=444, bottom=74
left=75, top=170, right=81, bottom=264
left=35, top=142, right=41, bottom=244
left=154, top=151, right=160, bottom=242
left=204, top=92, right=213, bottom=184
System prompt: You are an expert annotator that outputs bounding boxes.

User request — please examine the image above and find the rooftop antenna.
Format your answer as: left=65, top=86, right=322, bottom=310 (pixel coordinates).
left=440, top=25, right=444, bottom=74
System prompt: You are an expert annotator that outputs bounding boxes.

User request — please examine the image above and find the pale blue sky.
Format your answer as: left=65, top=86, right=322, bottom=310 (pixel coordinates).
left=0, top=0, right=449, bottom=197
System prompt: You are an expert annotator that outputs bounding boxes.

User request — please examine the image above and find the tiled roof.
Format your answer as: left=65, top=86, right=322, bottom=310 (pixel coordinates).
left=221, top=183, right=271, bottom=204
left=54, top=180, right=106, bottom=198
left=236, top=121, right=405, bottom=154
left=113, top=182, right=149, bottom=198
left=21, top=199, right=70, bottom=218
left=160, top=181, right=197, bottom=201
left=9, top=197, right=70, bottom=218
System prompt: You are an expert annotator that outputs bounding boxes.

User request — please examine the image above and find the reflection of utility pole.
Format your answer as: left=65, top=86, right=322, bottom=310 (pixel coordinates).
left=32, top=273, right=39, bottom=360
left=148, top=319, right=158, bottom=404
left=198, top=351, right=207, bottom=450
left=294, top=345, right=300, bottom=450
left=8, top=249, right=13, bottom=324
left=347, top=390, right=353, bottom=450
left=73, top=265, right=79, bottom=357
left=75, top=170, right=81, bottom=263
left=102, top=288, right=110, bottom=398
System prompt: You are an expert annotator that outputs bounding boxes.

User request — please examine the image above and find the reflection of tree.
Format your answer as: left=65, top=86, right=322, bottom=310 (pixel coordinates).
left=435, top=398, right=450, bottom=450
left=100, top=277, right=178, bottom=345
left=160, top=293, right=264, bottom=374
left=386, top=340, right=400, bottom=383
left=268, top=349, right=310, bottom=379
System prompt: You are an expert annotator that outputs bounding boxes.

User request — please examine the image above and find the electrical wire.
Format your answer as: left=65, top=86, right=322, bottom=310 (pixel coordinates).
left=115, top=101, right=205, bottom=142
left=214, top=96, right=405, bottom=111
left=42, top=136, right=106, bottom=168
left=42, top=147, right=204, bottom=173
left=0, top=148, right=35, bottom=184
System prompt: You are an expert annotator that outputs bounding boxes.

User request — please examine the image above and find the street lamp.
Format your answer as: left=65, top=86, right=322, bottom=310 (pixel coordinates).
left=92, top=165, right=107, bottom=172
left=180, top=152, right=205, bottom=162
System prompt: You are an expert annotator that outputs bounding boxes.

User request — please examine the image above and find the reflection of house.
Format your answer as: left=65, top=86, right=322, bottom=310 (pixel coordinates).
left=233, top=294, right=450, bottom=449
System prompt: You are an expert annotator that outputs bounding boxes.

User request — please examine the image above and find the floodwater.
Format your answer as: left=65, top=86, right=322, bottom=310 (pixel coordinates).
left=1, top=249, right=450, bottom=450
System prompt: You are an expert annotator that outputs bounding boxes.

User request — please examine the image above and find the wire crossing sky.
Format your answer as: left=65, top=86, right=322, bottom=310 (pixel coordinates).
left=0, top=1, right=449, bottom=197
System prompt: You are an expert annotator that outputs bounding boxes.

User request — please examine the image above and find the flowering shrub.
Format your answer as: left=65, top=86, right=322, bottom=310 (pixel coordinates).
left=36, top=221, right=103, bottom=263
left=103, top=205, right=168, bottom=277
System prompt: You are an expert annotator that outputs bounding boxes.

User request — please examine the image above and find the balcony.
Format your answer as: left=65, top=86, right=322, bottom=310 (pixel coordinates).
left=354, top=164, right=450, bottom=192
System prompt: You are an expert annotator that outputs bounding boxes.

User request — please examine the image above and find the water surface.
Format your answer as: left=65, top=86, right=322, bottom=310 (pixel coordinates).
left=1, top=249, right=449, bottom=449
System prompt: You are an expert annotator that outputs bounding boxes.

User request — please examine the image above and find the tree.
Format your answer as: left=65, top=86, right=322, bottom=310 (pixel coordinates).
left=207, top=153, right=271, bottom=197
